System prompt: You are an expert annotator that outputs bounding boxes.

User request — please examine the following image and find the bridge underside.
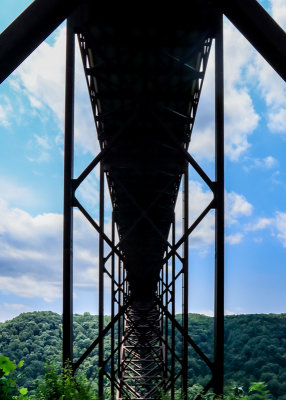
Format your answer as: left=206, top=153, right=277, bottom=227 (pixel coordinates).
left=73, top=2, right=217, bottom=299
left=67, top=3, right=221, bottom=399
left=3, top=0, right=285, bottom=399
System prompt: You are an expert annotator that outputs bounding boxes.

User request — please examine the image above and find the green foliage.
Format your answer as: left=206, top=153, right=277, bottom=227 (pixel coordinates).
left=0, top=312, right=286, bottom=398
left=0, top=353, right=275, bottom=400
left=0, top=355, right=28, bottom=400
left=161, top=381, right=271, bottom=400
left=249, top=382, right=270, bottom=399
left=29, top=360, right=96, bottom=400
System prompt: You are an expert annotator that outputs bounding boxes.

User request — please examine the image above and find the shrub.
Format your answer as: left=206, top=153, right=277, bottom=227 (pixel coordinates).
left=0, top=355, right=28, bottom=400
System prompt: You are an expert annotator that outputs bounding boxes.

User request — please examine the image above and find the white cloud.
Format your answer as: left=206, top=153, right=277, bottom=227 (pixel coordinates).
left=268, top=108, right=286, bottom=133
left=225, top=310, right=236, bottom=316
left=175, top=181, right=253, bottom=249
left=244, top=212, right=286, bottom=248
left=275, top=211, right=286, bottom=247
left=243, top=155, right=278, bottom=171
left=28, top=95, right=43, bottom=110
left=0, top=202, right=61, bottom=244
left=12, top=29, right=66, bottom=123
left=246, top=31, right=286, bottom=139
left=261, top=156, right=277, bottom=169
left=0, top=199, right=62, bottom=277
left=224, top=88, right=259, bottom=160
left=11, top=26, right=98, bottom=155
left=0, top=196, right=110, bottom=302
left=0, top=178, right=36, bottom=208
left=250, top=54, right=286, bottom=110
left=226, top=233, right=243, bottom=245
left=189, top=309, right=236, bottom=316
left=0, top=96, right=12, bottom=127
left=226, top=191, right=253, bottom=225
left=190, top=126, right=214, bottom=159
left=0, top=276, right=61, bottom=303
left=76, top=170, right=99, bottom=211
left=223, top=21, right=260, bottom=161
left=192, top=20, right=259, bottom=161
left=34, top=134, right=52, bottom=150
left=192, top=309, right=214, bottom=317
left=192, top=5, right=286, bottom=160
left=175, top=181, right=214, bottom=249
left=270, top=0, right=286, bottom=29
left=0, top=302, right=34, bottom=323
left=26, top=133, right=52, bottom=163
left=246, top=217, right=273, bottom=231
left=27, top=152, right=50, bottom=163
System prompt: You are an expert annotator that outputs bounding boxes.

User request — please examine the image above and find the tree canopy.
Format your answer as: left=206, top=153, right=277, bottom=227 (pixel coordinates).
left=0, top=312, right=285, bottom=399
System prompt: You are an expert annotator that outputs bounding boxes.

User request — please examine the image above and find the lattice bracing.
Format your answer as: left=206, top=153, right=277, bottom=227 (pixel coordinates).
left=118, top=302, right=163, bottom=399
left=1, top=1, right=285, bottom=399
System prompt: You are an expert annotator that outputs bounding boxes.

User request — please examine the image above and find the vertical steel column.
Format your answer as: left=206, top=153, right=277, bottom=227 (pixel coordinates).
left=98, top=162, right=105, bottom=397
left=164, top=257, right=168, bottom=387
left=118, top=258, right=122, bottom=395
left=63, top=17, right=75, bottom=367
left=171, top=213, right=176, bottom=400
left=160, top=268, right=163, bottom=344
left=214, top=12, right=225, bottom=396
left=111, top=212, right=115, bottom=399
left=182, top=161, right=189, bottom=398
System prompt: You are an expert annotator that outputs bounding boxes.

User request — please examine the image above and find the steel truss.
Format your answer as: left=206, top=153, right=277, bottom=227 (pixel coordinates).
left=0, top=1, right=284, bottom=400
left=62, top=13, right=224, bottom=399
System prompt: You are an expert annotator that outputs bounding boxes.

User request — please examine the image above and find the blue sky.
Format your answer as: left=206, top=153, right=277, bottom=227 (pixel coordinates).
left=0, top=0, right=285, bottom=322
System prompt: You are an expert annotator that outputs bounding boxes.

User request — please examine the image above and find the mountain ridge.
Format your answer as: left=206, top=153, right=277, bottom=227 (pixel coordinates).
left=0, top=311, right=285, bottom=399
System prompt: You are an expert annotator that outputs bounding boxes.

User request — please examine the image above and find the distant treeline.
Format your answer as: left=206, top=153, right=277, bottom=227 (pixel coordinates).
left=0, top=312, right=285, bottom=399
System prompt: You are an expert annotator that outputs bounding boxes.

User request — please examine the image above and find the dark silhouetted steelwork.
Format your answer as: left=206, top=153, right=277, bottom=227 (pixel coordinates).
left=215, top=0, right=286, bottom=82
left=70, top=8, right=217, bottom=396
left=63, top=17, right=75, bottom=366
left=214, top=13, right=225, bottom=395
left=1, top=1, right=286, bottom=399
left=0, top=0, right=86, bottom=84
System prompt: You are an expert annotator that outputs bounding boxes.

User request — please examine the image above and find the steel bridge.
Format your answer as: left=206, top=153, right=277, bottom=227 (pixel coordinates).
left=1, top=0, right=285, bottom=398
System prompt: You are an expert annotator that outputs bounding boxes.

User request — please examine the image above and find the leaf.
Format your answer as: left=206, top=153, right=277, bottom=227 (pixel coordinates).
left=0, top=355, right=16, bottom=375
left=18, top=360, right=24, bottom=368
left=19, top=387, right=28, bottom=395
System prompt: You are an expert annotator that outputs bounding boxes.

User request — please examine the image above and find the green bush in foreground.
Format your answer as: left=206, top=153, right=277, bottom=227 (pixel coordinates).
left=0, top=354, right=272, bottom=399
left=29, top=361, right=96, bottom=400
left=0, top=356, right=96, bottom=400
left=0, top=355, right=28, bottom=400
left=161, top=381, right=270, bottom=400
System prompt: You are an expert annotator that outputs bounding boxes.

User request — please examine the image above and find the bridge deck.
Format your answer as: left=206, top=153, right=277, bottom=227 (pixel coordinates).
left=74, top=2, right=216, bottom=299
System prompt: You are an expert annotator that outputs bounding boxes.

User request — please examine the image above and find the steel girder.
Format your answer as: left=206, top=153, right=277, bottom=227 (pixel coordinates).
left=0, top=1, right=285, bottom=399
left=65, top=9, right=219, bottom=398
left=0, top=0, right=87, bottom=84
left=215, top=0, right=286, bottom=82
left=0, top=0, right=285, bottom=84
left=119, top=302, right=163, bottom=399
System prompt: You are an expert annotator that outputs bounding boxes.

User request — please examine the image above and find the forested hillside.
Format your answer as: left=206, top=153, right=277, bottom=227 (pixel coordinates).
left=0, top=312, right=285, bottom=399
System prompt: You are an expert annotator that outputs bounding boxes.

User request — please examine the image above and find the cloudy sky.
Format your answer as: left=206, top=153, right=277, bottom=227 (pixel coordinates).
left=0, top=0, right=285, bottom=322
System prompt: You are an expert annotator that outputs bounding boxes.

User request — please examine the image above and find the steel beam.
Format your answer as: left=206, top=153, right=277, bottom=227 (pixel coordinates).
left=215, top=0, right=286, bottom=82
left=62, top=17, right=75, bottom=367
left=98, top=162, right=105, bottom=397
left=182, top=161, right=189, bottom=399
left=164, top=257, right=168, bottom=389
left=64, top=17, right=220, bottom=399
left=119, top=302, right=164, bottom=398
left=118, top=258, right=123, bottom=395
left=171, top=214, right=176, bottom=400
left=214, top=12, right=225, bottom=396
left=0, top=0, right=86, bottom=84
left=111, top=212, right=115, bottom=399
